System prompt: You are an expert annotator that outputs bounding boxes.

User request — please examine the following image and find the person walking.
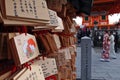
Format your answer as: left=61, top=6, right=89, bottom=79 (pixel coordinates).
left=100, top=30, right=110, bottom=62
left=77, top=28, right=82, bottom=44
left=109, top=31, right=117, bottom=59
left=114, top=32, right=119, bottom=53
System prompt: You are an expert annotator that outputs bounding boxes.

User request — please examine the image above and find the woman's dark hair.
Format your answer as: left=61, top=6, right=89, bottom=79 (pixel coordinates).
left=105, top=30, right=108, bottom=33
left=110, top=31, right=113, bottom=34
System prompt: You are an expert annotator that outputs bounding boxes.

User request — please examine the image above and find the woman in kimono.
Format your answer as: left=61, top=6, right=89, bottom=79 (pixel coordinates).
left=109, top=31, right=116, bottom=59
left=100, top=30, right=110, bottom=62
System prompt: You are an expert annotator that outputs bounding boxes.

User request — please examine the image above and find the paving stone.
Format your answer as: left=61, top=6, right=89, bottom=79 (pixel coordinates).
left=76, top=47, right=120, bottom=80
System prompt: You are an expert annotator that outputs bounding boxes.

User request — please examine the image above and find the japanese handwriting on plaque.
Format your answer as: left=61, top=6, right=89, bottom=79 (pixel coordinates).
left=12, top=0, right=18, bottom=16
left=18, top=66, right=44, bottom=80
left=20, top=0, right=25, bottom=12
left=5, top=0, right=50, bottom=20
left=48, top=9, right=58, bottom=26
left=35, top=58, right=58, bottom=78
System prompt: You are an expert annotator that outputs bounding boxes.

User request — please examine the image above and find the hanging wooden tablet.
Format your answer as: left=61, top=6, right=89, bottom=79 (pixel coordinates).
left=52, top=17, right=64, bottom=32
left=45, top=33, right=58, bottom=52
left=10, top=33, right=40, bottom=65
left=58, top=5, right=67, bottom=18
left=36, top=34, right=47, bottom=54
left=59, top=48, right=71, bottom=60
left=47, top=9, right=58, bottom=27
left=12, top=64, right=45, bottom=80
left=52, top=34, right=61, bottom=49
left=0, top=0, right=50, bottom=26
left=39, top=34, right=51, bottom=53
left=57, top=52, right=66, bottom=66
left=5, top=0, right=50, bottom=22
left=34, top=58, right=58, bottom=78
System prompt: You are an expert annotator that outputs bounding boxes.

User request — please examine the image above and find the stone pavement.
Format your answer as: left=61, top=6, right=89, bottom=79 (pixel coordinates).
left=76, top=47, right=120, bottom=80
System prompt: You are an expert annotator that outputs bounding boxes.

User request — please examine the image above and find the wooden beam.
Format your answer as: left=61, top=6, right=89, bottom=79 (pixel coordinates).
left=93, top=0, right=115, bottom=4
left=92, top=3, right=113, bottom=11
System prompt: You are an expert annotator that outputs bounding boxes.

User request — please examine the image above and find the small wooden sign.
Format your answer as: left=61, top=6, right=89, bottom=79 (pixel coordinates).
left=5, top=0, right=50, bottom=21
left=10, top=33, right=40, bottom=65
left=35, top=58, right=58, bottom=78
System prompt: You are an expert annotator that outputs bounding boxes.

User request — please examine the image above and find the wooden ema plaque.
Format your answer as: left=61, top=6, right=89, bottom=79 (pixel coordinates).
left=10, top=33, right=40, bottom=65
left=2, top=0, right=50, bottom=23
left=47, top=9, right=58, bottom=26
left=11, top=64, right=45, bottom=80
left=34, top=58, right=58, bottom=78
left=0, top=0, right=50, bottom=25
left=5, top=0, right=50, bottom=21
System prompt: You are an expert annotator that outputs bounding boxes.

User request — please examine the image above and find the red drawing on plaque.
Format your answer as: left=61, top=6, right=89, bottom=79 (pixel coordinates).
left=23, top=38, right=36, bottom=58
